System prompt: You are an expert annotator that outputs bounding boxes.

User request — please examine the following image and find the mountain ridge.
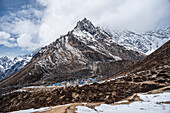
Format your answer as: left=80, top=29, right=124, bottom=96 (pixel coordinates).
left=109, top=27, right=170, bottom=54
left=0, top=50, right=38, bottom=80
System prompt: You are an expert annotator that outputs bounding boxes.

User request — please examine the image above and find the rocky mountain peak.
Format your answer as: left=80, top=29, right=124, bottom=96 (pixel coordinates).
left=75, top=18, right=96, bottom=35
left=0, top=56, right=10, bottom=61
left=0, top=18, right=146, bottom=87
left=0, top=50, right=38, bottom=80
left=0, top=56, right=13, bottom=73
left=0, top=56, right=12, bottom=66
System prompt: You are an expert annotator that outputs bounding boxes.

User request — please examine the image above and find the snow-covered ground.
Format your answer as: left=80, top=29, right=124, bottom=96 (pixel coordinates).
left=76, top=92, right=170, bottom=113
left=9, top=107, right=49, bottom=113
left=9, top=92, right=170, bottom=113
left=9, top=104, right=73, bottom=113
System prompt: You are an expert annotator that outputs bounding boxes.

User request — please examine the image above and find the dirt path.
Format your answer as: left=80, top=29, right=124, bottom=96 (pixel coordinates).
left=35, top=103, right=84, bottom=113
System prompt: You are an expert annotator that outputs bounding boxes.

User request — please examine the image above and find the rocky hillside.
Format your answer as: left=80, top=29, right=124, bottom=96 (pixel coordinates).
left=0, top=18, right=145, bottom=87
left=0, top=40, right=169, bottom=112
left=117, top=40, right=170, bottom=76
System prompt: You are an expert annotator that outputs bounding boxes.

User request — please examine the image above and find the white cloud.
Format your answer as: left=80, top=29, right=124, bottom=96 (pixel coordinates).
left=17, top=34, right=39, bottom=50
left=8, top=38, right=16, bottom=42
left=34, top=0, right=170, bottom=49
left=0, top=41, right=17, bottom=48
left=0, top=32, right=10, bottom=40
left=0, top=0, right=170, bottom=51
left=0, top=31, right=17, bottom=47
left=0, top=8, right=42, bottom=50
left=11, top=20, right=39, bottom=35
left=97, top=0, right=170, bottom=32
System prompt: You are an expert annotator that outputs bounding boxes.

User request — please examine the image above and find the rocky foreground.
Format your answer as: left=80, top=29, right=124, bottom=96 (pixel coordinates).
left=0, top=65, right=169, bottom=112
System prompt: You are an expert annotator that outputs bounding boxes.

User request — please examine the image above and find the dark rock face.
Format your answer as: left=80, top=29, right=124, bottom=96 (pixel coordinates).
left=75, top=18, right=96, bottom=35
left=0, top=18, right=145, bottom=87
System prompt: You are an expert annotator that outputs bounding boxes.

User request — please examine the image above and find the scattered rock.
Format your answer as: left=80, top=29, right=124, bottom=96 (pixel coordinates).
left=157, top=73, right=169, bottom=78
left=129, top=94, right=143, bottom=102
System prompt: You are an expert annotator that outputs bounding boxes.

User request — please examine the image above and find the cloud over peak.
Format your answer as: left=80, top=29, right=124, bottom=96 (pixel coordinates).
left=0, top=0, right=170, bottom=51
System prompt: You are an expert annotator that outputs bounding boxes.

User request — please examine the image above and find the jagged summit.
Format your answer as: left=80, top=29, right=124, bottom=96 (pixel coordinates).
left=75, top=18, right=96, bottom=35
left=74, top=19, right=170, bottom=55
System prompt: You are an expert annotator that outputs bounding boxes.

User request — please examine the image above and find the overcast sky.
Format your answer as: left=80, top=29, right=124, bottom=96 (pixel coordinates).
left=0, top=0, right=170, bottom=58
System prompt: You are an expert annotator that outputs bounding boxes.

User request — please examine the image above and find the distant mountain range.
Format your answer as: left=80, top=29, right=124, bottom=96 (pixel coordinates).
left=0, top=50, right=38, bottom=80
left=106, top=27, right=170, bottom=54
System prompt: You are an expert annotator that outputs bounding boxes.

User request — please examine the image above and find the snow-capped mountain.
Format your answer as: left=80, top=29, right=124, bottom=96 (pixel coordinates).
left=109, top=27, right=170, bottom=55
left=0, top=18, right=169, bottom=82
left=0, top=56, right=13, bottom=72
left=0, top=18, right=145, bottom=87
left=0, top=50, right=38, bottom=80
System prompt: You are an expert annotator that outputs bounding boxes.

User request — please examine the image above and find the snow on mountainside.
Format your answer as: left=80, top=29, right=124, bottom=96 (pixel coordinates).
left=0, top=50, right=38, bottom=80
left=0, top=18, right=169, bottom=82
left=73, top=19, right=122, bottom=61
left=0, top=18, right=145, bottom=87
left=109, top=27, right=170, bottom=55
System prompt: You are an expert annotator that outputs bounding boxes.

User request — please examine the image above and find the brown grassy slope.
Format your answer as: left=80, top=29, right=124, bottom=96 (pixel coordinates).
left=117, top=40, right=170, bottom=75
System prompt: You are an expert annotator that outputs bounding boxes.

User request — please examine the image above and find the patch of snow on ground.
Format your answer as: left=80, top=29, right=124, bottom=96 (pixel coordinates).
left=9, top=104, right=73, bottom=113
left=9, top=92, right=170, bottom=113
left=136, top=71, right=145, bottom=74
left=114, top=100, right=129, bottom=104
left=9, top=107, right=49, bottom=113
left=76, top=106, right=97, bottom=113
left=76, top=92, right=170, bottom=113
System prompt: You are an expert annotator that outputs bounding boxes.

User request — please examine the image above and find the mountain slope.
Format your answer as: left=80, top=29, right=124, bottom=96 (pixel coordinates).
left=117, top=40, right=170, bottom=76
left=0, top=18, right=145, bottom=87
